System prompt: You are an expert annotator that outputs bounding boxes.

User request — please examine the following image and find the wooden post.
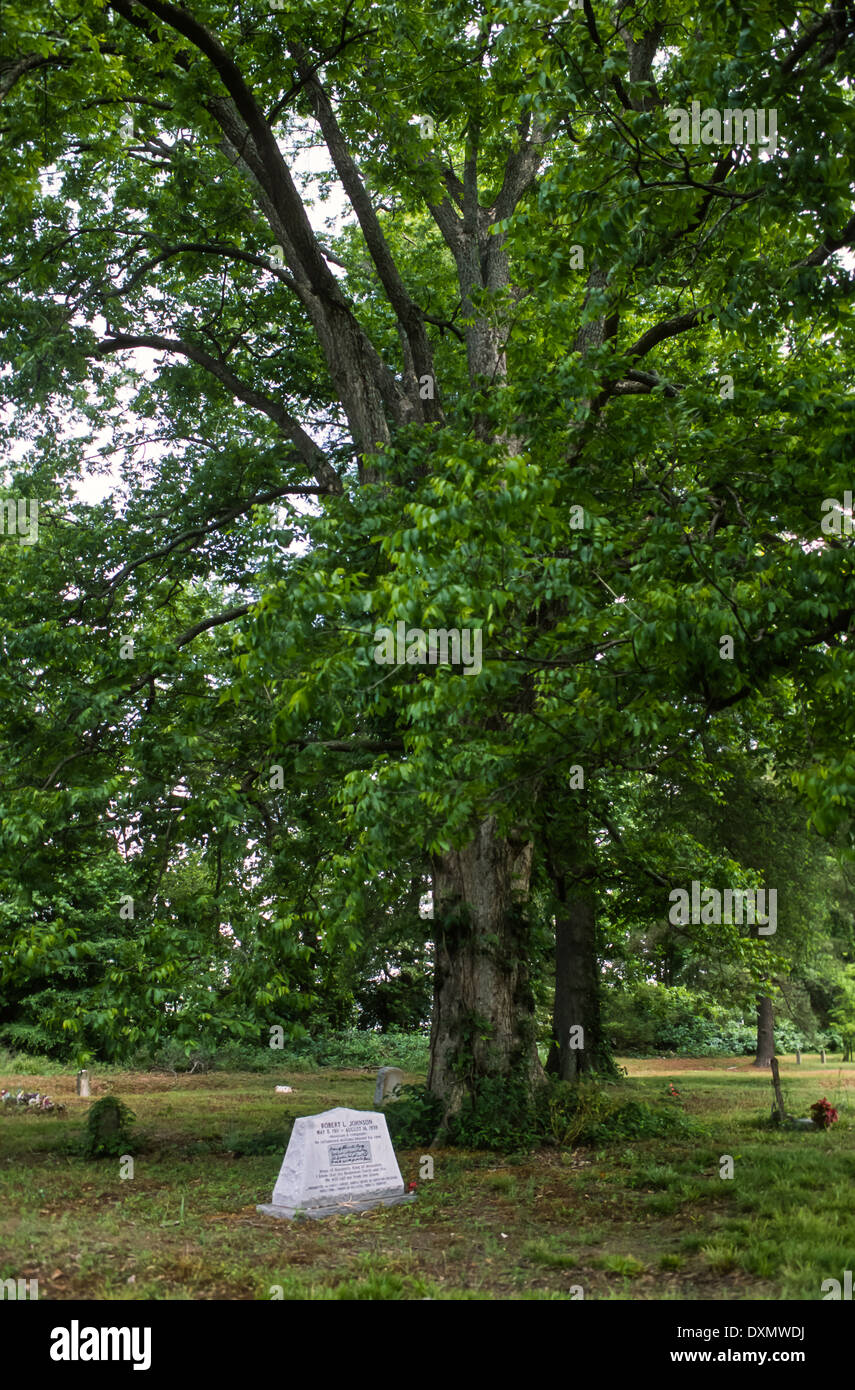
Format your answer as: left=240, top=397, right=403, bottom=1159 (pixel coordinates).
left=770, top=1057, right=786, bottom=1123
left=76, top=1070, right=90, bottom=1097
left=795, top=1048, right=801, bottom=1064
left=821, top=1049, right=826, bottom=1064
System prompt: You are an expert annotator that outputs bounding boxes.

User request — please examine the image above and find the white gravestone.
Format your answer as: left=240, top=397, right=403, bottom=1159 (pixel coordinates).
left=373, top=1066, right=405, bottom=1105
left=257, top=1107, right=415, bottom=1220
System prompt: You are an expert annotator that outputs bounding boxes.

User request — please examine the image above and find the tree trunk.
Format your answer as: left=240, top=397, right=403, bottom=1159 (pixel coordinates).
left=753, top=995, right=775, bottom=1067
left=427, top=817, right=544, bottom=1120
left=545, top=878, right=608, bottom=1079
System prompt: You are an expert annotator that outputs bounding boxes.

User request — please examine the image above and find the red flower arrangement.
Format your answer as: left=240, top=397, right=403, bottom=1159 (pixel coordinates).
left=810, top=1097, right=839, bottom=1129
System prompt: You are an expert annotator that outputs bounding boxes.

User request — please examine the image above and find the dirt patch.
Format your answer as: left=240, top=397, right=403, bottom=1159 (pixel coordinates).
left=623, top=1056, right=848, bottom=1075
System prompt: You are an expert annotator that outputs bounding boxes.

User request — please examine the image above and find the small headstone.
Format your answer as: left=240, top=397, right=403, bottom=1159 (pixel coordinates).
left=83, top=1095, right=135, bottom=1157
left=257, top=1107, right=416, bottom=1220
left=95, top=1100, right=120, bottom=1140
left=76, top=1070, right=90, bottom=1097
left=373, top=1066, right=405, bottom=1106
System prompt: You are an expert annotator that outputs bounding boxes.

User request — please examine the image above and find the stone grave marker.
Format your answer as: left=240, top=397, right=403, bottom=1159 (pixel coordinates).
left=257, top=1107, right=415, bottom=1220
left=76, top=1070, right=90, bottom=1097
left=373, top=1066, right=404, bottom=1105
left=92, top=1097, right=119, bottom=1143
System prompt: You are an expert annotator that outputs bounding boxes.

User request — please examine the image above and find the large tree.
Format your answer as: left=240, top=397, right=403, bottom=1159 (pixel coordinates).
left=1, top=1, right=854, bottom=1120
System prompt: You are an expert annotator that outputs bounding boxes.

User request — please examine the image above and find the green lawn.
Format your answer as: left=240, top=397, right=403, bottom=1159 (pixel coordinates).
left=2, top=1056, right=853, bottom=1300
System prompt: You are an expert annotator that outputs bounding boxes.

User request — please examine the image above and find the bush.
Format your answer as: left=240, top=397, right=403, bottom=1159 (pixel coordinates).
left=386, top=1078, right=539, bottom=1150
left=384, top=1084, right=444, bottom=1147
left=541, top=1078, right=618, bottom=1146
left=124, top=1029, right=431, bottom=1074
left=604, top=983, right=833, bottom=1057
left=82, top=1096, right=137, bottom=1158
left=0, top=1020, right=58, bottom=1056
left=278, top=1028, right=430, bottom=1070
left=125, top=1040, right=219, bottom=1073
left=385, top=1075, right=695, bottom=1152
left=0, top=1045, right=68, bottom=1075
left=453, top=1077, right=545, bottom=1151
left=583, top=1098, right=695, bottom=1142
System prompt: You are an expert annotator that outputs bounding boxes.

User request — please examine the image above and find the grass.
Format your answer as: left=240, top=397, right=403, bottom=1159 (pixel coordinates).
left=1, top=1054, right=853, bottom=1300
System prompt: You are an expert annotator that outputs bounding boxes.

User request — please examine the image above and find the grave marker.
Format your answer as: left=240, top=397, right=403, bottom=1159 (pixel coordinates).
left=257, top=1107, right=415, bottom=1220
left=373, top=1066, right=404, bottom=1105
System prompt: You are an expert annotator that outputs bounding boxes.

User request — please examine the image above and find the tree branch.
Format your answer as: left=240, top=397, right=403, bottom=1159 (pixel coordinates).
left=101, top=240, right=301, bottom=301
left=94, top=485, right=330, bottom=600
left=110, top=0, right=408, bottom=451
left=290, top=44, right=441, bottom=422
left=491, top=116, right=547, bottom=222
left=625, top=309, right=705, bottom=363
left=96, top=332, right=339, bottom=490
left=797, top=213, right=855, bottom=268
left=126, top=604, right=254, bottom=695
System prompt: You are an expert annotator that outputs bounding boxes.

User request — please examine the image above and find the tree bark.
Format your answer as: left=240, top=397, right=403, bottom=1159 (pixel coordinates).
left=753, top=994, right=775, bottom=1067
left=427, top=817, right=544, bottom=1119
left=545, top=878, right=607, bottom=1079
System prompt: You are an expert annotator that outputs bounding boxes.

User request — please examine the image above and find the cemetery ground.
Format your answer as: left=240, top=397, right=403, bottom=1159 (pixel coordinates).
left=2, top=1057, right=854, bottom=1302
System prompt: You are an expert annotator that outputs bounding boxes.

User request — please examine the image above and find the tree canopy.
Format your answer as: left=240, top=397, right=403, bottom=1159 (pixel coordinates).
left=1, top=1, right=853, bottom=1112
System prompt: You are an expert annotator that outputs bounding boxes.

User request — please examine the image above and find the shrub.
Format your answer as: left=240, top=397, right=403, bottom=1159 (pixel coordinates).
left=385, top=1078, right=539, bottom=1151
left=82, top=1096, right=137, bottom=1158
left=583, top=1099, right=695, bottom=1142
left=604, top=983, right=831, bottom=1057
left=125, top=1029, right=431, bottom=1074
left=451, top=1076, right=544, bottom=1151
left=0, top=1045, right=67, bottom=1075
left=0, top=1020, right=58, bottom=1056
left=277, top=1028, right=430, bottom=1071
left=385, top=1075, right=695, bottom=1152
left=384, top=1084, right=444, bottom=1147
left=542, top=1077, right=617, bottom=1147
